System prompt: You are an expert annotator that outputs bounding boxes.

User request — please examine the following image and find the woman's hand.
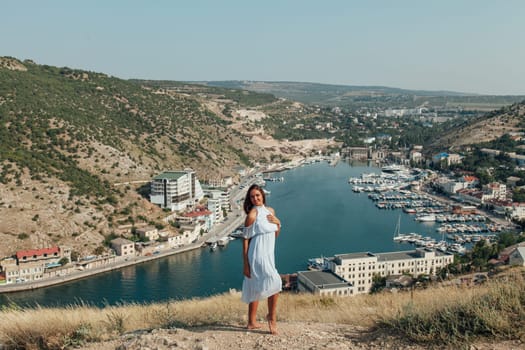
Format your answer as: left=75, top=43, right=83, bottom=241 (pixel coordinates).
left=267, top=214, right=281, bottom=228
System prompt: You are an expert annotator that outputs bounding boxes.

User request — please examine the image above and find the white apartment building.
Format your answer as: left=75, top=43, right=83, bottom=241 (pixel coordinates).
left=482, top=182, right=507, bottom=201
left=204, top=188, right=231, bottom=211
left=150, top=169, right=204, bottom=211
left=207, top=198, right=224, bottom=223
left=328, top=248, right=454, bottom=294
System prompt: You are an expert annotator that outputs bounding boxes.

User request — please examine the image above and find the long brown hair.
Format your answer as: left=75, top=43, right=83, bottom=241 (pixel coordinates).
left=243, top=184, right=266, bottom=214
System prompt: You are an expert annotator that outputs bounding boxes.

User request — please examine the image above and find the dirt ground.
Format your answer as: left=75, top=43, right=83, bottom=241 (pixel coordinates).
left=80, top=321, right=524, bottom=350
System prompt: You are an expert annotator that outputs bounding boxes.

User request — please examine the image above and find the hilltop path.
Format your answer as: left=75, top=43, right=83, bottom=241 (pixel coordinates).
left=79, top=321, right=518, bottom=350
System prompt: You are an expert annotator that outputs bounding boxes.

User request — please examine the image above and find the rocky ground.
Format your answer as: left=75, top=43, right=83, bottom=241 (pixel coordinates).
left=80, top=321, right=523, bottom=350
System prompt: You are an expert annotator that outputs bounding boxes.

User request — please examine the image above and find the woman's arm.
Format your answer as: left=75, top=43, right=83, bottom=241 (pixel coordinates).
left=243, top=238, right=251, bottom=278
left=243, top=209, right=257, bottom=278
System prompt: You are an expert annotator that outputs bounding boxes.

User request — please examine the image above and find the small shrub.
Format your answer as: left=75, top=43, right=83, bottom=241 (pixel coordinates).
left=18, top=233, right=29, bottom=240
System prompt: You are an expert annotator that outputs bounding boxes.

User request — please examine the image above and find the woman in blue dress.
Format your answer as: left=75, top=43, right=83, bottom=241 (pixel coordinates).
left=242, top=184, right=282, bottom=335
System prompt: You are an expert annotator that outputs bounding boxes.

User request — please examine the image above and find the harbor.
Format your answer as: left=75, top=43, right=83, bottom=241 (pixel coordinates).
left=0, top=161, right=515, bottom=307
left=348, top=167, right=512, bottom=256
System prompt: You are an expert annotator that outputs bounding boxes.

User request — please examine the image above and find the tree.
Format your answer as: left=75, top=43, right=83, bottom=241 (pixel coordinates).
left=93, top=246, right=105, bottom=256
left=70, top=250, right=80, bottom=262
left=58, top=257, right=69, bottom=266
left=370, top=273, right=386, bottom=294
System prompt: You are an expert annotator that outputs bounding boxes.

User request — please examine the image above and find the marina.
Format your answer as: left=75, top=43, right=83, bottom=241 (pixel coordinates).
left=350, top=167, right=510, bottom=255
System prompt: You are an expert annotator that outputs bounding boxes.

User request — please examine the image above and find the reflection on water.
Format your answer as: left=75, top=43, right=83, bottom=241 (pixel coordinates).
left=0, top=161, right=437, bottom=308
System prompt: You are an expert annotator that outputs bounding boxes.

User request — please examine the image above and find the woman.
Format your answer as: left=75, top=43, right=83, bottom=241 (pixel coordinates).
left=242, top=184, right=282, bottom=335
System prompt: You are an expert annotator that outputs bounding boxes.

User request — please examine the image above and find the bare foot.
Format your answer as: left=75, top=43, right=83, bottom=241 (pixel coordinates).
left=247, top=322, right=263, bottom=330
left=266, top=314, right=278, bottom=335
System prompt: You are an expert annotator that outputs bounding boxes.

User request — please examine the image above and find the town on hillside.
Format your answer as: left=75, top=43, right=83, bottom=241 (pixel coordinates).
left=1, top=145, right=525, bottom=295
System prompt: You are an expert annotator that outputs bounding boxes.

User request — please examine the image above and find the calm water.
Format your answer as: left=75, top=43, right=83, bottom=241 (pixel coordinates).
left=0, top=161, right=439, bottom=307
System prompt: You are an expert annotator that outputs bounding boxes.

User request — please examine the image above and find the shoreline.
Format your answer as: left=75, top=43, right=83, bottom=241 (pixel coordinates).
left=0, top=210, right=246, bottom=294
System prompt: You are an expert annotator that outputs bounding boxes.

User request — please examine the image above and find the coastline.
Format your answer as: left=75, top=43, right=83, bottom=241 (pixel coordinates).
left=0, top=206, right=246, bottom=294
left=0, top=158, right=269, bottom=294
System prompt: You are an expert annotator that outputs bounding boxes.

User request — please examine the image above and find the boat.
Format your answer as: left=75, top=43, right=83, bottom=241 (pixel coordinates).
left=217, top=237, right=230, bottom=246
left=230, top=228, right=245, bottom=238
left=416, top=214, right=436, bottom=222
left=392, top=215, right=420, bottom=243
left=307, top=257, right=330, bottom=271
left=263, top=188, right=271, bottom=195
left=381, top=164, right=406, bottom=173
left=210, top=242, right=218, bottom=251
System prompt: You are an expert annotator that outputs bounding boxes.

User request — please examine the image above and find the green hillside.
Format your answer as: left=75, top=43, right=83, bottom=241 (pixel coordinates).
left=0, top=57, right=275, bottom=257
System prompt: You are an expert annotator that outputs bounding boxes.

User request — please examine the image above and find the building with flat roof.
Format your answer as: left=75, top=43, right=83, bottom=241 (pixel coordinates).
left=327, top=248, right=453, bottom=295
left=150, top=169, right=204, bottom=211
left=111, top=238, right=135, bottom=257
left=297, top=270, right=353, bottom=297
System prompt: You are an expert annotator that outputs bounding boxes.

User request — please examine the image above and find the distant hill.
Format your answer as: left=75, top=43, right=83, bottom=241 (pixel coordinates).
left=201, top=80, right=525, bottom=110
left=429, top=100, right=525, bottom=151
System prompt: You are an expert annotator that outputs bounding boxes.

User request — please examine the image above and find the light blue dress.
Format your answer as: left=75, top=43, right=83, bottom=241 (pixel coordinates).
left=241, top=205, right=282, bottom=303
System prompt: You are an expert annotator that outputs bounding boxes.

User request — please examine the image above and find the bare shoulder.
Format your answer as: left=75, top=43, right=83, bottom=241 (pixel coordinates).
left=266, top=206, right=275, bottom=215
left=244, top=208, right=258, bottom=226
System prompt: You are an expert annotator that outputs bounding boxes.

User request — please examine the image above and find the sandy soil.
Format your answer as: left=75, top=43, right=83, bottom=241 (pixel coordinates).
left=80, top=321, right=523, bottom=350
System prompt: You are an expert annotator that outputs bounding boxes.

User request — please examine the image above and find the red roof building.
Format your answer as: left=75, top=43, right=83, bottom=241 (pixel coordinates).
left=16, top=247, right=60, bottom=261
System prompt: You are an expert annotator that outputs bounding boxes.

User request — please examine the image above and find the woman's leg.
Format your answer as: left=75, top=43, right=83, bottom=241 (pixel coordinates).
left=267, top=293, right=279, bottom=334
left=247, top=301, right=262, bottom=329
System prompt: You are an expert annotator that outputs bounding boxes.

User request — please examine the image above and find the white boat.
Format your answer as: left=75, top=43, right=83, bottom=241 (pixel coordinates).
left=217, top=237, right=230, bottom=246
left=416, top=214, right=436, bottom=222
left=230, top=228, right=245, bottom=238
left=381, top=164, right=406, bottom=173
left=307, top=257, right=330, bottom=271
left=210, top=242, right=218, bottom=251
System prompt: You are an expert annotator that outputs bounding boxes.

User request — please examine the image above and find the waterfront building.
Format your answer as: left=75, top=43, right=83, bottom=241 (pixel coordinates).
left=150, top=169, right=204, bottom=211
left=297, top=270, right=353, bottom=297
left=183, top=207, right=214, bottom=232
left=136, top=226, right=159, bottom=242
left=327, top=248, right=453, bottom=295
left=158, top=230, right=184, bottom=248
left=436, top=178, right=469, bottom=195
left=207, top=198, right=224, bottom=224
left=482, top=182, right=507, bottom=201
left=344, top=147, right=369, bottom=160
left=0, top=246, right=72, bottom=284
left=180, top=223, right=202, bottom=244
left=111, top=238, right=135, bottom=257
left=0, top=258, right=44, bottom=284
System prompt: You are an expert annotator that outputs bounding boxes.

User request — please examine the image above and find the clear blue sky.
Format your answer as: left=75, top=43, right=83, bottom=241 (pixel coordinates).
left=2, top=1, right=524, bottom=95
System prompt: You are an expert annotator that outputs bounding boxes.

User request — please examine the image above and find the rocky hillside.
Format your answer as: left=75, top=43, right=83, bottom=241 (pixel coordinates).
left=429, top=101, right=525, bottom=151
left=0, top=57, right=307, bottom=258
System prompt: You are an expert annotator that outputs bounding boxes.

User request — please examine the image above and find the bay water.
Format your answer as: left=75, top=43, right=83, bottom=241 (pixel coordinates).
left=0, top=161, right=439, bottom=307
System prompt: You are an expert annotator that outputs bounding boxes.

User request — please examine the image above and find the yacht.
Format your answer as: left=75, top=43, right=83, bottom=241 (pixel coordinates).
left=416, top=214, right=437, bottom=222
left=381, top=164, right=406, bottom=173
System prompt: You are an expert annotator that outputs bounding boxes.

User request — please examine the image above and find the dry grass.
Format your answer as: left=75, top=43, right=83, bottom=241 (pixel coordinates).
left=1, top=270, right=524, bottom=349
